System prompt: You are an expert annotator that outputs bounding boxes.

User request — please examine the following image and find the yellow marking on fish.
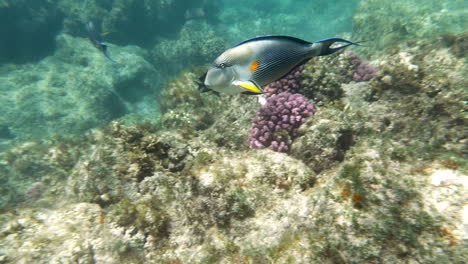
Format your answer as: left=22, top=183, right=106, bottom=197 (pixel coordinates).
left=233, top=80, right=262, bottom=93
left=101, top=32, right=110, bottom=36
left=249, top=60, right=259, bottom=72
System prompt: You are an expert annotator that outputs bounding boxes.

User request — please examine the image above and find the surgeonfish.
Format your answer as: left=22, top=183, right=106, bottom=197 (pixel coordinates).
left=85, top=21, right=116, bottom=63
left=200, top=35, right=359, bottom=95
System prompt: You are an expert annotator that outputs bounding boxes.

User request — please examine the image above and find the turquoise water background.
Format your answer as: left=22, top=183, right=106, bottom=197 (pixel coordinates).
left=0, top=0, right=361, bottom=144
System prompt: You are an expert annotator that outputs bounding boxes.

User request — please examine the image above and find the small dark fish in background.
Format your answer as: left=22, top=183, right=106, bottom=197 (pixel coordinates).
left=200, top=35, right=359, bottom=95
left=85, top=21, right=117, bottom=63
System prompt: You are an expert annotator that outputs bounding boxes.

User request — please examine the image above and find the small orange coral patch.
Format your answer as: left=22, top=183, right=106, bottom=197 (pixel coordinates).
left=439, top=159, right=459, bottom=170
left=439, top=227, right=458, bottom=247
left=409, top=165, right=431, bottom=175
left=352, top=193, right=363, bottom=206
left=341, top=183, right=352, bottom=199
left=340, top=182, right=364, bottom=208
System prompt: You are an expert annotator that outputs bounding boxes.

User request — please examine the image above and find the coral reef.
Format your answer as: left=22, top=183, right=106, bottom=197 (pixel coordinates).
left=0, top=36, right=466, bottom=263
left=0, top=1, right=466, bottom=262
left=346, top=50, right=377, bottom=81
left=150, top=20, right=226, bottom=78
left=249, top=92, right=315, bottom=152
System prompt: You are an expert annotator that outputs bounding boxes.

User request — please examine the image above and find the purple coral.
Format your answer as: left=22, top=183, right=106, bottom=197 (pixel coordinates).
left=346, top=50, right=377, bottom=82
left=249, top=92, right=315, bottom=152
left=25, top=182, right=45, bottom=202
left=263, top=65, right=304, bottom=98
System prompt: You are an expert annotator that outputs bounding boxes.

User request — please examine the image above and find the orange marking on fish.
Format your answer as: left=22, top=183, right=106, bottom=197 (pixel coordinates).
left=250, top=60, right=259, bottom=72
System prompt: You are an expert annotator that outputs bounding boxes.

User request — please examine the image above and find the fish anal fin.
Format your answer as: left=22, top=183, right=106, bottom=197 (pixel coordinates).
left=232, top=80, right=263, bottom=94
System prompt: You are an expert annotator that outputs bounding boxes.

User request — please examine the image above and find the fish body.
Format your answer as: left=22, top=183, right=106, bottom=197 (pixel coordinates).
left=202, top=35, right=358, bottom=95
left=85, top=21, right=116, bottom=63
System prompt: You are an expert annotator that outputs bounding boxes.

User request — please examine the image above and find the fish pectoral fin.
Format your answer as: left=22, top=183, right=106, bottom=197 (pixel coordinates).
left=232, top=80, right=263, bottom=94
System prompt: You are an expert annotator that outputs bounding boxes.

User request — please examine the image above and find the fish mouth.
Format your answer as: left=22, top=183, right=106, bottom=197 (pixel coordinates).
left=229, top=68, right=237, bottom=82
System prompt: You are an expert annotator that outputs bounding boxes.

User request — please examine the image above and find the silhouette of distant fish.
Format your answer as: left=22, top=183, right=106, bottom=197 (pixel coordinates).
left=85, top=21, right=116, bottom=63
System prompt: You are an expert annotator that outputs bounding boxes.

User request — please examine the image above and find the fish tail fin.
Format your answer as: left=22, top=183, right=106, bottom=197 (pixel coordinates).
left=102, top=45, right=117, bottom=63
left=317, top=37, right=359, bottom=56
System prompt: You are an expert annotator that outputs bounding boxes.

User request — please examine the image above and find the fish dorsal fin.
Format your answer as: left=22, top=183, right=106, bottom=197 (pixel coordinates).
left=232, top=35, right=312, bottom=48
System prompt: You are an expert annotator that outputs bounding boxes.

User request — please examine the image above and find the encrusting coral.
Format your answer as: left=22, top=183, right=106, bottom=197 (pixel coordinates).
left=249, top=50, right=375, bottom=153
left=249, top=92, right=315, bottom=152
left=346, top=50, right=377, bottom=81
left=263, top=65, right=304, bottom=97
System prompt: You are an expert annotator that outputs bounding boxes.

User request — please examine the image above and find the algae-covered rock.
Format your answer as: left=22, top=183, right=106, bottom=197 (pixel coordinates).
left=158, top=69, right=258, bottom=149
left=300, top=51, right=358, bottom=104
left=0, top=203, right=122, bottom=264
left=0, top=137, right=83, bottom=209
left=0, top=34, right=159, bottom=141
left=353, top=0, right=468, bottom=54
left=150, top=21, right=227, bottom=78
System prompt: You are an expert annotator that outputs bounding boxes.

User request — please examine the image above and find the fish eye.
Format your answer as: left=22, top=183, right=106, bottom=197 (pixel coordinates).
left=217, top=62, right=227, bottom=69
